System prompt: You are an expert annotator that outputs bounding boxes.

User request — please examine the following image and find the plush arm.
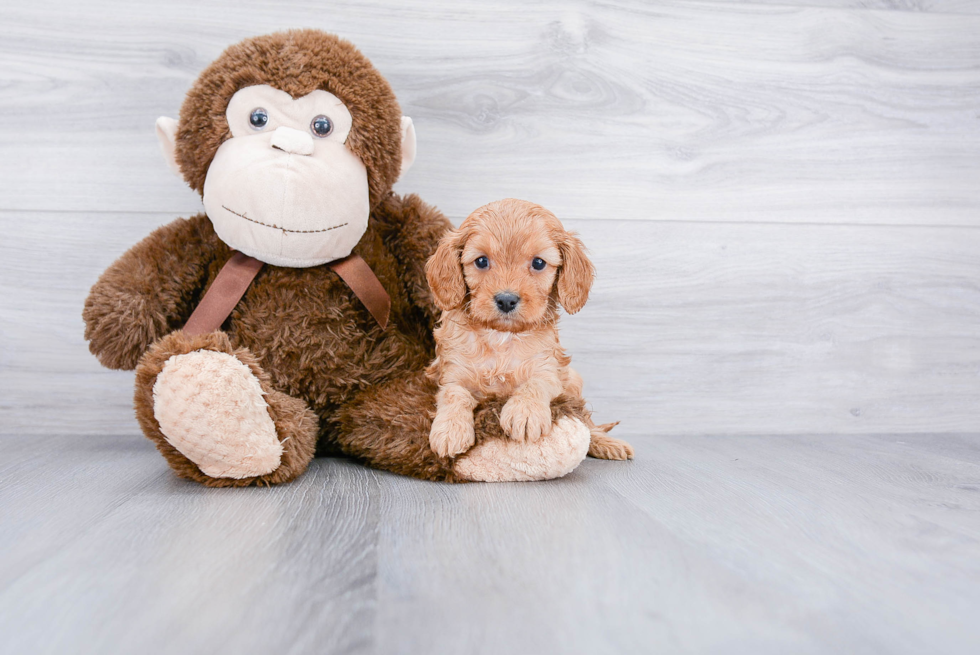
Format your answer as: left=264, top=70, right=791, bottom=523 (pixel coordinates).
left=82, top=214, right=221, bottom=370
left=373, top=193, right=452, bottom=332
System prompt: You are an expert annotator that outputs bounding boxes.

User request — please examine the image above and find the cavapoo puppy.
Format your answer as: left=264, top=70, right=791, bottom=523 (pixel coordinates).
left=424, top=198, right=634, bottom=462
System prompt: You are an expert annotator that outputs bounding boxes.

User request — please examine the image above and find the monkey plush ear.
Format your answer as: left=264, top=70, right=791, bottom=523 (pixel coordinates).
left=425, top=229, right=467, bottom=311
left=398, top=116, right=417, bottom=180
left=556, top=232, right=595, bottom=315
left=155, top=116, right=182, bottom=178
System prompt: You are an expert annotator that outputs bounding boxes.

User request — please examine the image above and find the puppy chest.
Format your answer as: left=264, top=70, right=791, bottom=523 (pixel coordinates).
left=464, top=331, right=547, bottom=395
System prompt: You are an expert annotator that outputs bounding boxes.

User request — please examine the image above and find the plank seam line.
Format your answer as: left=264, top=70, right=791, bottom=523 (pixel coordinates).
left=2, top=209, right=979, bottom=231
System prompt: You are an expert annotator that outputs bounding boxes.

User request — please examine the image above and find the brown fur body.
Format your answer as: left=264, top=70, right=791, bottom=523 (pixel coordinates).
left=82, top=32, right=591, bottom=485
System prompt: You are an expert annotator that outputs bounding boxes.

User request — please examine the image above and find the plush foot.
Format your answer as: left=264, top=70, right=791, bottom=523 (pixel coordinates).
left=454, top=416, right=590, bottom=482
left=588, top=433, right=634, bottom=461
left=153, top=349, right=281, bottom=478
left=135, top=330, right=319, bottom=486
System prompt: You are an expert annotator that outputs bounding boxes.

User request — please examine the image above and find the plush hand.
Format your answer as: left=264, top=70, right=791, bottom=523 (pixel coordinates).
left=455, top=416, right=591, bottom=483
left=500, top=394, right=553, bottom=442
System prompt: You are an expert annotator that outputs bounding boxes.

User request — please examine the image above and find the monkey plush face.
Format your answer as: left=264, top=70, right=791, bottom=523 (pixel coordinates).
left=200, top=84, right=370, bottom=267
left=154, top=30, right=416, bottom=267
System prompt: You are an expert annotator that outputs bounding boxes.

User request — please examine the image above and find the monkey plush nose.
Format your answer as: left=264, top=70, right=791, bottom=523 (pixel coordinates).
left=270, top=126, right=315, bottom=155
left=494, top=292, right=520, bottom=314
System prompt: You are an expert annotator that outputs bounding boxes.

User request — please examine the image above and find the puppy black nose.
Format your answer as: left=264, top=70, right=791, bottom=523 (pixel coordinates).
left=495, top=292, right=520, bottom=314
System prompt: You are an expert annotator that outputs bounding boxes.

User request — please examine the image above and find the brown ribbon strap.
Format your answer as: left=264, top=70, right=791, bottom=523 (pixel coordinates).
left=183, top=251, right=390, bottom=336
left=183, top=252, right=264, bottom=336
left=329, top=253, right=390, bottom=330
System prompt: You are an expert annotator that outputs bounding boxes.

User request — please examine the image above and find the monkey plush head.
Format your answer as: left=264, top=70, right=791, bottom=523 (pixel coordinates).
left=155, top=30, right=417, bottom=267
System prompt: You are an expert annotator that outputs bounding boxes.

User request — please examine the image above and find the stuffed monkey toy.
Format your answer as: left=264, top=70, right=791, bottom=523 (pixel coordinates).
left=82, top=30, right=594, bottom=486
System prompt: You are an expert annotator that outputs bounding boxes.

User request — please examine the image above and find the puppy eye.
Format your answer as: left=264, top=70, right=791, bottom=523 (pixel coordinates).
left=249, top=108, right=269, bottom=130
left=474, top=256, right=489, bottom=269
left=531, top=257, right=547, bottom=271
left=311, top=115, right=333, bottom=137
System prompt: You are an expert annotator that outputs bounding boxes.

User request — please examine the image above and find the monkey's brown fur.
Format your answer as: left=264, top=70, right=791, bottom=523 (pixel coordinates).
left=83, top=31, right=590, bottom=485
left=134, top=330, right=320, bottom=487
left=174, top=30, right=403, bottom=207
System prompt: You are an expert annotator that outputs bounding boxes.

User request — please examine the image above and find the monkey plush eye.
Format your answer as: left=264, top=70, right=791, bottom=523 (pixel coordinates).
left=531, top=257, right=547, bottom=271
left=474, top=256, right=489, bottom=270
left=249, top=108, right=269, bottom=130
left=311, top=115, right=333, bottom=137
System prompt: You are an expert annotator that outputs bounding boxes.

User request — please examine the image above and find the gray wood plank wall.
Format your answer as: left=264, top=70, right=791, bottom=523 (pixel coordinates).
left=1, top=0, right=979, bottom=438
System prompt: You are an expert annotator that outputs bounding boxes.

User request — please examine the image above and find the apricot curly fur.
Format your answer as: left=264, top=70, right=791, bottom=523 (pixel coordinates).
left=424, top=198, right=631, bottom=461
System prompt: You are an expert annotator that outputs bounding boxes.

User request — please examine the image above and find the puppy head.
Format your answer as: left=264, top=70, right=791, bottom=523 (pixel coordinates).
left=425, top=198, right=594, bottom=331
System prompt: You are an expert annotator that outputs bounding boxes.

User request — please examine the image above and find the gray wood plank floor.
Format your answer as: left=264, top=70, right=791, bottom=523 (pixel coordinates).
left=3, top=1, right=980, bottom=652
left=2, top=431, right=978, bottom=654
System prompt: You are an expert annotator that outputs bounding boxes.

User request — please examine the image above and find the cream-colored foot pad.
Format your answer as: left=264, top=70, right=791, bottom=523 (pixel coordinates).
left=454, top=417, right=590, bottom=482
left=152, top=349, right=281, bottom=479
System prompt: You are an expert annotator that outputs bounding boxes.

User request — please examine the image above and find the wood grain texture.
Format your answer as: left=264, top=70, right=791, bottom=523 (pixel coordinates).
left=0, top=435, right=382, bottom=654
left=4, top=211, right=979, bottom=437
left=706, top=0, right=980, bottom=14
left=0, top=0, right=978, bottom=224
left=1, top=432, right=978, bottom=654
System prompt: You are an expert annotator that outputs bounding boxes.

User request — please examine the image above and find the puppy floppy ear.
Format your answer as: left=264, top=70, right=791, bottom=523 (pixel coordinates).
left=556, top=232, right=594, bottom=314
left=426, top=228, right=468, bottom=311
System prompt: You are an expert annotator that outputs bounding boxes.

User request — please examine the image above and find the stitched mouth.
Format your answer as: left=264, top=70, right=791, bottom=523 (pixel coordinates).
left=222, top=205, right=348, bottom=234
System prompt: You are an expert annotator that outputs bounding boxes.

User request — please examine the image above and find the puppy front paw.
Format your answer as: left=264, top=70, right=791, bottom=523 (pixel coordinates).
left=500, top=396, right=552, bottom=442
left=429, top=408, right=476, bottom=458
